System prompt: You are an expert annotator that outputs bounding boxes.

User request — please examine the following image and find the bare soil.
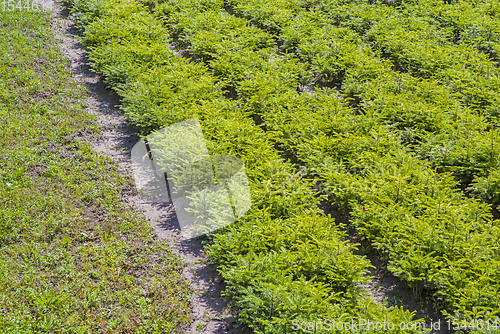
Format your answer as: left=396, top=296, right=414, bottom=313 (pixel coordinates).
left=324, top=202, right=449, bottom=334
left=49, top=4, right=250, bottom=333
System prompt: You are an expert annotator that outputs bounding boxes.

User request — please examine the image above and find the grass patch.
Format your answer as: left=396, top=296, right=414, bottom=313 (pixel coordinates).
left=0, top=8, right=191, bottom=333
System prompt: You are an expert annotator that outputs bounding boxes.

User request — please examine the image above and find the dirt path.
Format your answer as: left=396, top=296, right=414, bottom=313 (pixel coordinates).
left=49, top=4, right=250, bottom=333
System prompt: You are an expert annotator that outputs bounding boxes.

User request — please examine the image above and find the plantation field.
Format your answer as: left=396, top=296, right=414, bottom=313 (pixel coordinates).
left=60, top=0, right=500, bottom=332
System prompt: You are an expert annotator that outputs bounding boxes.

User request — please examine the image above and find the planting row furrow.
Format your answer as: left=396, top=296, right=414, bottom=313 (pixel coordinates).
left=225, top=0, right=500, bottom=207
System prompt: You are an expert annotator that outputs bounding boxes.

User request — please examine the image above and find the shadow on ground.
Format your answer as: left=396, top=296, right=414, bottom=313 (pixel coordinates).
left=322, top=201, right=448, bottom=334
left=53, top=6, right=252, bottom=334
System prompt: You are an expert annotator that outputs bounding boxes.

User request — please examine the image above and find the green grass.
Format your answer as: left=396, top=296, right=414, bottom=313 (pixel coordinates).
left=0, top=9, right=191, bottom=333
